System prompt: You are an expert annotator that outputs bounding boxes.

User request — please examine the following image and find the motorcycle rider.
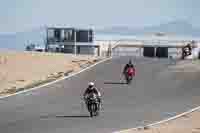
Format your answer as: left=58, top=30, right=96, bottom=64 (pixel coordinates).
left=83, top=82, right=102, bottom=109
left=123, top=59, right=135, bottom=74
left=123, top=59, right=135, bottom=83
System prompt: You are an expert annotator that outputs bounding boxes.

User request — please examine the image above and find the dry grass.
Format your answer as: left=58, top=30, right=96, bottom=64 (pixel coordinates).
left=0, top=51, right=102, bottom=96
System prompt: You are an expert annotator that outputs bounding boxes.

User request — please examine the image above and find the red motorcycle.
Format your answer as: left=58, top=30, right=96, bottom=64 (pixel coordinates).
left=125, top=67, right=135, bottom=84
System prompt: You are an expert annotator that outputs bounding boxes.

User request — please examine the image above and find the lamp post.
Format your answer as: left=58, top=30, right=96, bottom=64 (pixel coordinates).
left=74, top=29, right=77, bottom=56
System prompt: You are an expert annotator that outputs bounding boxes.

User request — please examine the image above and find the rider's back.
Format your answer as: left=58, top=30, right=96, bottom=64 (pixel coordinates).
left=85, top=87, right=98, bottom=96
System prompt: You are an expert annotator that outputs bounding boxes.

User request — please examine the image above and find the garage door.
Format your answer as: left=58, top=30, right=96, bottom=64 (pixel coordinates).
left=156, top=47, right=168, bottom=58
left=143, top=47, right=155, bottom=57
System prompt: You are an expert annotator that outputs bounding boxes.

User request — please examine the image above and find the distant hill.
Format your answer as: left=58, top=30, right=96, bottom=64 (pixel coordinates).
left=96, top=20, right=200, bottom=36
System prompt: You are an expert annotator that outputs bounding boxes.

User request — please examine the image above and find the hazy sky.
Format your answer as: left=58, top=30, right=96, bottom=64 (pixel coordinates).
left=0, top=0, right=199, bottom=33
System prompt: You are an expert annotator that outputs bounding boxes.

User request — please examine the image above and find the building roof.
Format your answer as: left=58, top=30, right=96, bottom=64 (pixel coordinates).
left=46, top=27, right=93, bottom=31
left=113, top=43, right=197, bottom=49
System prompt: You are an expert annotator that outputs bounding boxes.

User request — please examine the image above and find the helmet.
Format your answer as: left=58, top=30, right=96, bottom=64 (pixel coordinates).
left=88, top=82, right=94, bottom=88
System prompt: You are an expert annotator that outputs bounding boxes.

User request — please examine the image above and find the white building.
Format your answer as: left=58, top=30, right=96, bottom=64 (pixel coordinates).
left=46, top=27, right=100, bottom=56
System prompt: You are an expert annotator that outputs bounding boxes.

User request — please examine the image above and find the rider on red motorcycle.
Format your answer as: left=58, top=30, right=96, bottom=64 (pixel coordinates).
left=123, top=59, right=135, bottom=81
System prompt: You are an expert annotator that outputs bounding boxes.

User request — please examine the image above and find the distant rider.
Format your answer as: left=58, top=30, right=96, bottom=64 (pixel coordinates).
left=83, top=82, right=102, bottom=108
left=123, top=59, right=135, bottom=75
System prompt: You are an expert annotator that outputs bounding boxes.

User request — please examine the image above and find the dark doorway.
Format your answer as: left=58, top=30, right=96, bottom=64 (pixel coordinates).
left=143, top=47, right=155, bottom=57
left=156, top=47, right=168, bottom=58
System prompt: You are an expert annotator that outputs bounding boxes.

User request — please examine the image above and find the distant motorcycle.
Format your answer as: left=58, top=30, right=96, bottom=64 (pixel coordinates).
left=125, top=67, right=135, bottom=84
left=85, top=93, right=101, bottom=117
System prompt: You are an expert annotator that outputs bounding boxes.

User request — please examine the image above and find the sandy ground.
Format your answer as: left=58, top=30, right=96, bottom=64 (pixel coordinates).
left=0, top=51, right=102, bottom=96
left=120, top=59, right=200, bottom=133
left=120, top=109, right=200, bottom=133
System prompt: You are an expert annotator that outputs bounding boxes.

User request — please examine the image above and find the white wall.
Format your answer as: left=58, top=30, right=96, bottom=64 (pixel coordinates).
left=168, top=48, right=182, bottom=59
left=112, top=47, right=141, bottom=57
left=78, top=46, right=95, bottom=55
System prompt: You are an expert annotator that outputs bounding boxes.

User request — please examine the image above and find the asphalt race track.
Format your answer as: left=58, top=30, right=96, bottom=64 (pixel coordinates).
left=0, top=56, right=200, bottom=133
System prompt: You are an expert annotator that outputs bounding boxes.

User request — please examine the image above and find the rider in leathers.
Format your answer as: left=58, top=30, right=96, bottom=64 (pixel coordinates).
left=83, top=82, right=101, bottom=110
left=123, top=59, right=135, bottom=75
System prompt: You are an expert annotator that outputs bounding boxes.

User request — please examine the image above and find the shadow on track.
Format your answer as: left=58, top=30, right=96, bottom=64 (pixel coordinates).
left=40, top=114, right=90, bottom=119
left=104, top=81, right=127, bottom=85
left=56, top=115, right=90, bottom=118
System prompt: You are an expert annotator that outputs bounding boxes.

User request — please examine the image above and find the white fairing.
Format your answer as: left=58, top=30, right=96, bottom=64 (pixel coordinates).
left=98, top=92, right=101, bottom=97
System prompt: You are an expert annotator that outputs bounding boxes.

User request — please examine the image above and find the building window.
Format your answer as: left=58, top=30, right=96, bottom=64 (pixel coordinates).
left=76, top=30, right=90, bottom=42
left=54, top=29, right=61, bottom=41
left=64, top=29, right=73, bottom=41
left=47, top=29, right=54, bottom=43
left=89, top=30, right=93, bottom=42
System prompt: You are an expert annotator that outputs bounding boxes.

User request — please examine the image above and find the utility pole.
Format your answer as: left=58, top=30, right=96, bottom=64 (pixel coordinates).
left=74, top=29, right=77, bottom=56
left=45, top=28, right=48, bottom=52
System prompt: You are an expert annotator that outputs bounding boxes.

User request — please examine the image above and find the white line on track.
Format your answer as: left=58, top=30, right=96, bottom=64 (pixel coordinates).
left=0, top=57, right=112, bottom=99
left=114, top=101, right=200, bottom=132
